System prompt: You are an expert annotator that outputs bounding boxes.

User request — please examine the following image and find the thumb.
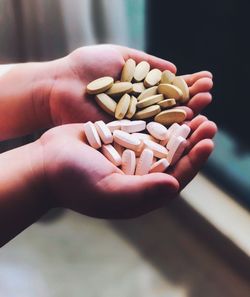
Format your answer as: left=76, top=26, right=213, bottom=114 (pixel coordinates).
left=98, top=173, right=179, bottom=218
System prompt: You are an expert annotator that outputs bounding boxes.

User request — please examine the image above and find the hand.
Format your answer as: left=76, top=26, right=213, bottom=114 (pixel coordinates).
left=38, top=116, right=216, bottom=219
left=47, top=44, right=213, bottom=126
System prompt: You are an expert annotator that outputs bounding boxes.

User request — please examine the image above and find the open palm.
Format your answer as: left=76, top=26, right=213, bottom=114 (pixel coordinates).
left=48, top=44, right=213, bottom=126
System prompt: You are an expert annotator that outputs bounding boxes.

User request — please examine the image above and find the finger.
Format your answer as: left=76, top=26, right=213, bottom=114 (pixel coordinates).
left=173, top=106, right=194, bottom=121
left=170, top=139, right=214, bottom=190
left=187, top=92, right=212, bottom=114
left=186, top=115, right=208, bottom=131
left=186, top=120, right=217, bottom=151
left=114, top=45, right=177, bottom=74
left=182, top=71, right=213, bottom=86
left=98, top=172, right=179, bottom=218
left=189, top=77, right=213, bottom=97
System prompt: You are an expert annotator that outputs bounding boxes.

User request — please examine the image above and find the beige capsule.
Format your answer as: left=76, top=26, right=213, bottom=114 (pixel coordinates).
left=172, top=76, right=190, bottom=103
left=158, top=83, right=183, bottom=101
left=154, top=109, right=187, bottom=126
left=160, top=70, right=175, bottom=84
left=126, top=95, right=137, bottom=119
left=144, top=68, right=162, bottom=88
left=158, top=98, right=176, bottom=109
left=136, top=94, right=164, bottom=109
left=131, top=82, right=146, bottom=96
left=133, top=105, right=161, bottom=120
left=133, top=61, right=150, bottom=82
left=95, top=93, right=117, bottom=116
left=106, top=82, right=133, bottom=97
left=137, top=86, right=158, bottom=101
left=121, top=58, right=136, bottom=82
left=87, top=76, right=114, bottom=94
left=115, top=93, right=130, bottom=120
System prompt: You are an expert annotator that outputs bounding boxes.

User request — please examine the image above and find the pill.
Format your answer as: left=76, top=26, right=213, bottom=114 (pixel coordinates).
left=115, top=93, right=130, bottom=120
left=172, top=124, right=191, bottom=140
left=137, top=86, right=158, bottom=101
left=132, top=133, right=159, bottom=143
left=132, top=82, right=146, bottom=96
left=121, top=58, right=136, bottom=82
left=172, top=76, right=190, bottom=103
left=160, top=70, right=175, bottom=84
left=126, top=96, right=137, bottom=119
left=135, top=148, right=154, bottom=175
left=158, top=98, right=176, bottom=109
left=134, top=61, right=150, bottom=82
left=102, top=144, right=122, bottom=166
left=167, top=136, right=187, bottom=165
left=95, top=93, right=117, bottom=116
left=136, top=94, right=164, bottom=109
left=154, top=109, right=187, bottom=126
left=143, top=139, right=168, bottom=158
left=83, top=121, right=102, bottom=149
left=113, top=130, right=141, bottom=151
left=158, top=84, right=183, bottom=101
left=134, top=141, right=145, bottom=157
left=121, top=149, right=136, bottom=175
left=106, top=82, right=133, bottom=97
left=106, top=120, right=121, bottom=132
left=114, top=142, right=124, bottom=156
left=121, top=120, right=146, bottom=133
left=149, top=158, right=170, bottom=173
left=167, top=123, right=180, bottom=139
left=159, top=138, right=168, bottom=146
left=146, top=122, right=168, bottom=141
left=87, top=76, right=114, bottom=94
left=144, top=68, right=162, bottom=88
left=95, top=120, right=113, bottom=144
left=133, top=105, right=161, bottom=120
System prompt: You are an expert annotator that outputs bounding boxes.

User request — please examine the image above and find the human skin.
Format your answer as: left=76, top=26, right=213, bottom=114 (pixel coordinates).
left=0, top=44, right=213, bottom=141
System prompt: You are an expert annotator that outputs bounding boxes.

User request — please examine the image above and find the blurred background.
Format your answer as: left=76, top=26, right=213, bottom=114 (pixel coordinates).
left=0, top=0, right=249, bottom=296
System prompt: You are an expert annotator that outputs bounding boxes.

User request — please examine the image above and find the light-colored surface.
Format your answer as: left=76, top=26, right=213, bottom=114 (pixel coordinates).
left=134, top=105, right=161, bottom=120
left=87, top=76, right=114, bottom=94
left=95, top=93, right=117, bottom=116
left=134, top=61, right=150, bottom=82
left=137, top=86, right=158, bottom=101
left=83, top=122, right=102, bottom=149
left=154, top=109, right=186, bottom=126
left=146, top=122, right=168, bottom=141
left=158, top=84, right=183, bottom=101
left=172, top=77, right=190, bottom=102
left=161, top=70, right=175, bottom=84
left=115, top=94, right=131, bottom=120
left=95, top=121, right=113, bottom=144
left=126, top=96, right=137, bottom=119
left=0, top=64, right=15, bottom=77
left=182, top=173, right=250, bottom=257
left=121, top=120, right=146, bottom=133
left=137, top=94, right=164, bottom=109
left=135, top=148, right=154, bottom=175
left=121, top=149, right=136, bottom=175
left=102, top=144, right=122, bottom=166
left=107, top=82, right=133, bottom=97
left=144, top=68, right=162, bottom=88
left=113, top=130, right=141, bottom=151
left=121, top=58, right=136, bottom=82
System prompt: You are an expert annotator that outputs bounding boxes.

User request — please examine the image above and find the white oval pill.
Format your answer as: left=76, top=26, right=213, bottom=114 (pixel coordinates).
left=167, top=136, right=187, bottom=165
left=168, top=123, right=180, bottom=139
left=83, top=121, right=102, bottom=149
left=143, top=139, right=168, bottom=159
left=134, top=61, right=150, bottom=82
left=135, top=148, right=154, bottom=175
left=102, top=144, right=122, bottom=166
left=113, top=130, right=141, bottom=151
left=121, top=149, right=136, bottom=175
left=146, top=122, right=168, bottom=141
left=149, top=158, right=170, bottom=173
left=132, top=133, right=159, bottom=143
left=172, top=124, right=191, bottom=139
left=106, top=120, right=121, bottom=133
left=121, top=120, right=146, bottom=133
left=95, top=120, right=113, bottom=144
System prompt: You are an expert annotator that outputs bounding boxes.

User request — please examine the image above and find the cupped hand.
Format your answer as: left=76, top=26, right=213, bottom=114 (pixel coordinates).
left=38, top=116, right=216, bottom=219
left=47, top=44, right=213, bottom=126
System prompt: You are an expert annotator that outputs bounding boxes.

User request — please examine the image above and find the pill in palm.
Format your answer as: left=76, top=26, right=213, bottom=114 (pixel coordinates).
left=120, top=120, right=146, bottom=133
left=113, top=130, right=141, bottom=151
left=95, top=120, right=113, bottom=144
left=149, top=158, right=170, bottom=173
left=135, top=148, right=154, bottom=175
left=167, top=136, right=187, bottom=165
left=146, top=122, right=168, bottom=141
left=102, top=144, right=122, bottom=166
left=121, top=149, right=136, bottom=175
left=84, top=121, right=102, bottom=149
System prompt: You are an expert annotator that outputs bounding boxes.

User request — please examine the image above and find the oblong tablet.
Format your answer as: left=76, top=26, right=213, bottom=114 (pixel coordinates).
left=87, top=76, right=114, bottom=94
left=115, top=93, right=130, bottom=120
left=132, top=133, right=159, bottom=143
left=172, top=76, right=190, bottom=103
left=143, top=139, right=168, bottom=158
left=113, top=130, right=141, bottom=151
left=126, top=96, right=137, bottom=119
left=102, top=144, right=122, bottom=166
left=171, top=124, right=191, bottom=140
left=106, top=82, right=133, bottom=97
left=154, top=109, right=186, bottom=126
left=136, top=94, right=164, bottom=109
left=106, top=120, right=121, bottom=132
left=144, top=68, right=162, bottom=88
left=134, top=61, right=150, bottom=82
left=95, top=93, right=117, bottom=116
left=120, top=120, right=146, bottom=133
left=121, top=59, right=136, bottom=82
left=83, top=121, right=102, bottom=149
left=134, top=105, right=161, bottom=120
left=160, top=70, right=175, bottom=84
left=158, top=84, right=183, bottom=101
left=132, top=82, right=146, bottom=96
left=95, top=120, right=113, bottom=144
left=149, top=158, right=170, bottom=173
left=146, top=122, right=168, bottom=141
left=122, top=149, right=136, bottom=175
left=158, top=98, right=176, bottom=109
left=137, top=86, right=158, bottom=101
left=135, top=148, right=154, bottom=175
left=167, top=136, right=187, bottom=165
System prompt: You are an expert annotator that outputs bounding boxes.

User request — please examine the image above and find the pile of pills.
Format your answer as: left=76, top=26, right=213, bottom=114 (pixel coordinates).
left=83, top=119, right=191, bottom=175
left=86, top=59, right=190, bottom=126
